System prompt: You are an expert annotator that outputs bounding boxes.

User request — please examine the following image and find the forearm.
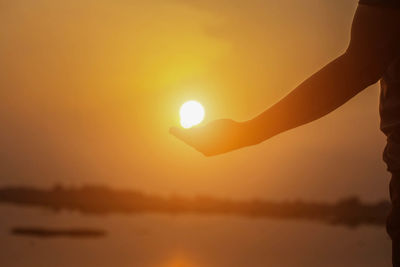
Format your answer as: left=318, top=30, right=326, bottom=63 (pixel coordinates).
left=247, top=5, right=400, bottom=144
left=248, top=52, right=380, bottom=142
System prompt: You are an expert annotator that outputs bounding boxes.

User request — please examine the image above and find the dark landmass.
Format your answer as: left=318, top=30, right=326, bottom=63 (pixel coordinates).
left=0, top=185, right=390, bottom=228
left=11, top=227, right=106, bottom=238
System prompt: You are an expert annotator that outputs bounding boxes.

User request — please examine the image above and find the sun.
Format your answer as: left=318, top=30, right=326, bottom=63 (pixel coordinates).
left=180, top=100, right=205, bottom=129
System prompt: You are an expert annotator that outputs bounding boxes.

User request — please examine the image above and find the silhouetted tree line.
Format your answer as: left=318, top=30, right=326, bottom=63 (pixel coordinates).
left=0, top=185, right=390, bottom=228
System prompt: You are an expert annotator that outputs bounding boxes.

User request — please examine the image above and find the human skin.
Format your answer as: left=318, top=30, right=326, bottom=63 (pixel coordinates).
left=170, top=5, right=400, bottom=157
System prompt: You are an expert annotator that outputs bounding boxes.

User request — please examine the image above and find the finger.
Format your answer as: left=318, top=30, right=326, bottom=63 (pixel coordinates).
left=169, top=127, right=195, bottom=146
left=169, top=126, right=185, bottom=139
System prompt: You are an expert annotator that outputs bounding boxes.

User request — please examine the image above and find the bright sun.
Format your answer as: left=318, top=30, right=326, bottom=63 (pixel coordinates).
left=180, top=100, right=205, bottom=129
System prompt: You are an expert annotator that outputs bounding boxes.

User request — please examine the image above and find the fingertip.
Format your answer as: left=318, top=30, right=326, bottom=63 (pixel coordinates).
left=169, top=126, right=186, bottom=140
left=170, top=126, right=183, bottom=134
left=169, top=126, right=177, bottom=135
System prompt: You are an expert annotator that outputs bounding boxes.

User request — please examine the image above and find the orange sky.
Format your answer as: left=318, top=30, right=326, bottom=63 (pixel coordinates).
left=0, top=0, right=388, bottom=201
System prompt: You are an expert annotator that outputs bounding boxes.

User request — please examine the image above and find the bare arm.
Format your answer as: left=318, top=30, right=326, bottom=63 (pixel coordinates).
left=170, top=5, right=400, bottom=156
left=248, top=5, right=400, bottom=141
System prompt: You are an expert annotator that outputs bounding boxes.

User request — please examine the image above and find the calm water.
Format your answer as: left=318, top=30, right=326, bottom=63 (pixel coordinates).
left=0, top=205, right=392, bottom=267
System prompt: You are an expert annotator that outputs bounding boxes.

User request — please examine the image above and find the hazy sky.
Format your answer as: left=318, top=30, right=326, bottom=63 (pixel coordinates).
left=0, top=0, right=389, bottom=201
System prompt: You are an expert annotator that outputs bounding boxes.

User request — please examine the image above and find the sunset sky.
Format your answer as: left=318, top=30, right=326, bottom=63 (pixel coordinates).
left=0, top=0, right=388, bottom=201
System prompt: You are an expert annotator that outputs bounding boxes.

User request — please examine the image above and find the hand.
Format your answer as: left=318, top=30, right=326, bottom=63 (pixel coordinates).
left=170, top=119, right=260, bottom=156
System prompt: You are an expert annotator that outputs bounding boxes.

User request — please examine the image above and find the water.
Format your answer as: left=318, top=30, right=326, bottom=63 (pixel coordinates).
left=0, top=205, right=391, bottom=267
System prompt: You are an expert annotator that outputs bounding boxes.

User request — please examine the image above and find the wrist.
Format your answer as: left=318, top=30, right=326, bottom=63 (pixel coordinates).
left=241, top=119, right=267, bottom=145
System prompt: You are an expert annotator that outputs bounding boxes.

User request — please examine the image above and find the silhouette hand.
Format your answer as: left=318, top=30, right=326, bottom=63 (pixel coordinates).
left=170, top=119, right=260, bottom=156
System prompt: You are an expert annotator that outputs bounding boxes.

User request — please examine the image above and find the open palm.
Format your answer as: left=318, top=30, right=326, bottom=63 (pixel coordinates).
left=170, top=119, right=259, bottom=156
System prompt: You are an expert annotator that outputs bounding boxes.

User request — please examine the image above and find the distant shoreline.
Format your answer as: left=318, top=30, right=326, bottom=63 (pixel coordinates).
left=0, top=185, right=390, bottom=228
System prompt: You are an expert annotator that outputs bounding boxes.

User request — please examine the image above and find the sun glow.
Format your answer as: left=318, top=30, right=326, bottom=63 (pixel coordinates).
left=180, top=101, right=205, bottom=129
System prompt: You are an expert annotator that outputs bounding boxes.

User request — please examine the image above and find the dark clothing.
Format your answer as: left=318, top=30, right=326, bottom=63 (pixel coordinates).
left=357, top=2, right=400, bottom=266
left=381, top=43, right=400, bottom=267
left=359, top=0, right=400, bottom=7
left=384, top=59, right=400, bottom=267
left=388, top=172, right=400, bottom=266
left=381, top=60, right=400, bottom=173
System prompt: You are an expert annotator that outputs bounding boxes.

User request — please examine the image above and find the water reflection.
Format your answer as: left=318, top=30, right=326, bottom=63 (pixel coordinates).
left=0, top=206, right=392, bottom=267
left=11, top=227, right=106, bottom=238
left=160, top=255, right=200, bottom=267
